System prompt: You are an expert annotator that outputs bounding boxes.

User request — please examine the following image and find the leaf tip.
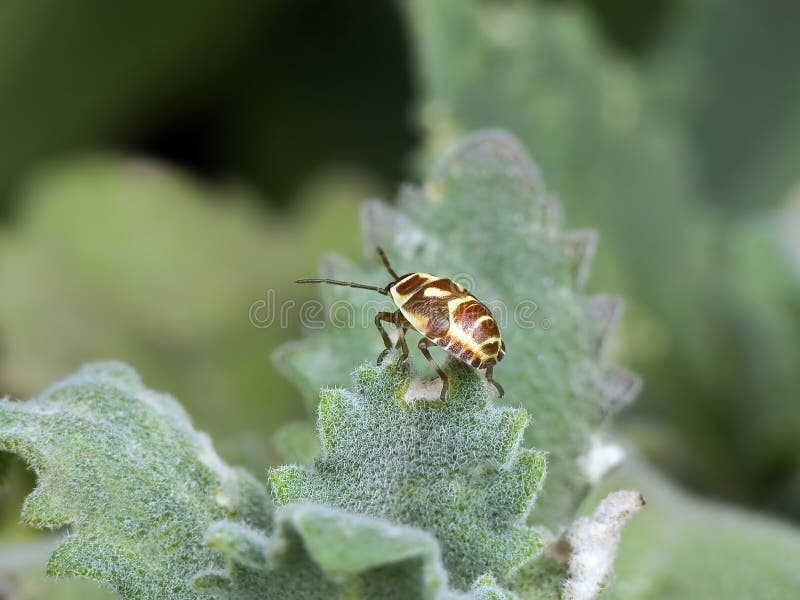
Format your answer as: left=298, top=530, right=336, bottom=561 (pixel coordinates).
left=562, top=490, right=645, bottom=600
left=269, top=465, right=313, bottom=506
left=561, top=230, right=598, bottom=290
left=599, top=367, right=642, bottom=413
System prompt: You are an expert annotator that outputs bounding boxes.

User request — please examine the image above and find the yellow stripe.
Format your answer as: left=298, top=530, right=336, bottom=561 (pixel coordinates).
left=445, top=323, right=488, bottom=354
left=423, top=286, right=452, bottom=298
left=443, top=320, right=503, bottom=362
left=447, top=297, right=473, bottom=314
left=468, top=314, right=494, bottom=333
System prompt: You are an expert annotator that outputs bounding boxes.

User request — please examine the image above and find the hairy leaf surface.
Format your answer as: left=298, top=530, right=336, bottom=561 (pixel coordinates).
left=271, top=360, right=546, bottom=590
left=0, top=362, right=272, bottom=598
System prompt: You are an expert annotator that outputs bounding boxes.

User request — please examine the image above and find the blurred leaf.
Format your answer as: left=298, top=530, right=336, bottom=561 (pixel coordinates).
left=271, top=421, right=319, bottom=466
left=406, top=0, right=800, bottom=522
left=219, top=1, right=416, bottom=201
left=0, top=0, right=282, bottom=205
left=589, top=457, right=800, bottom=599
left=0, top=156, right=367, bottom=472
left=0, top=537, right=115, bottom=599
left=0, top=362, right=272, bottom=597
left=654, top=0, right=800, bottom=213
left=690, top=196, right=800, bottom=510
left=407, top=0, right=714, bottom=320
left=622, top=188, right=800, bottom=512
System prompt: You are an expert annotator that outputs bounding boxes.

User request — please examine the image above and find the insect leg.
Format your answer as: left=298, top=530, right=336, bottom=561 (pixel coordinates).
left=418, top=338, right=449, bottom=401
left=375, top=311, right=396, bottom=363
left=390, top=310, right=411, bottom=368
left=395, top=325, right=410, bottom=368
left=484, top=366, right=505, bottom=398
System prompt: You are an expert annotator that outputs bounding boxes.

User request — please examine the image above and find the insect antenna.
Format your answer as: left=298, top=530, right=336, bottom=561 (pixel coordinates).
left=295, top=278, right=389, bottom=295
left=376, top=247, right=400, bottom=280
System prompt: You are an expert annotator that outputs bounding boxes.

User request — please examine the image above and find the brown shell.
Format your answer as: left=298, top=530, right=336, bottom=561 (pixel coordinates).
left=389, top=273, right=504, bottom=369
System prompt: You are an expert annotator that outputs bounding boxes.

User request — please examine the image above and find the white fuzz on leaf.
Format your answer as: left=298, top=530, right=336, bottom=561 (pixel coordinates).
left=562, top=490, right=645, bottom=600
left=577, top=435, right=626, bottom=486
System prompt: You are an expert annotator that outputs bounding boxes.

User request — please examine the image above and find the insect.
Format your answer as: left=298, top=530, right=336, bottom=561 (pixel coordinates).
left=296, top=248, right=505, bottom=401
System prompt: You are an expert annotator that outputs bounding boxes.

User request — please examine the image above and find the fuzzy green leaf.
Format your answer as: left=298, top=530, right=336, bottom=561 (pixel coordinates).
left=200, top=503, right=460, bottom=599
left=270, top=359, right=546, bottom=591
left=470, top=573, right=517, bottom=600
left=0, top=362, right=272, bottom=598
left=278, top=131, right=636, bottom=528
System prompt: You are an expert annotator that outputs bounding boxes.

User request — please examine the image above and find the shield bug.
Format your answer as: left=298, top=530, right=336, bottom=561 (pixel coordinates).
left=296, top=248, right=505, bottom=401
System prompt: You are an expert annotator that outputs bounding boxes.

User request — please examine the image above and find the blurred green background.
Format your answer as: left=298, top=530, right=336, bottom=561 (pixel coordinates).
left=1, top=0, right=799, bottom=597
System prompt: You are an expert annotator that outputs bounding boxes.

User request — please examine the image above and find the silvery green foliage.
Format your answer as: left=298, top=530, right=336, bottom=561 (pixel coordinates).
left=406, top=0, right=800, bottom=525
left=471, top=574, right=518, bottom=600
left=406, top=0, right=713, bottom=318
left=278, top=131, right=638, bottom=529
left=199, top=502, right=462, bottom=599
left=271, top=360, right=546, bottom=591
left=0, top=362, right=272, bottom=598
left=0, top=361, right=511, bottom=599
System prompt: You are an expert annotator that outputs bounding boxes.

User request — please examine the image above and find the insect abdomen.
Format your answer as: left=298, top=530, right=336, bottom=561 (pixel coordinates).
left=439, top=297, right=504, bottom=368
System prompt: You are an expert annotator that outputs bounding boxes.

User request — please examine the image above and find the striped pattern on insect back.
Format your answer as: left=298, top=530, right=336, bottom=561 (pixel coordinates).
left=390, top=273, right=439, bottom=302
left=439, top=297, right=504, bottom=368
left=392, top=274, right=504, bottom=369
left=394, top=276, right=465, bottom=340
